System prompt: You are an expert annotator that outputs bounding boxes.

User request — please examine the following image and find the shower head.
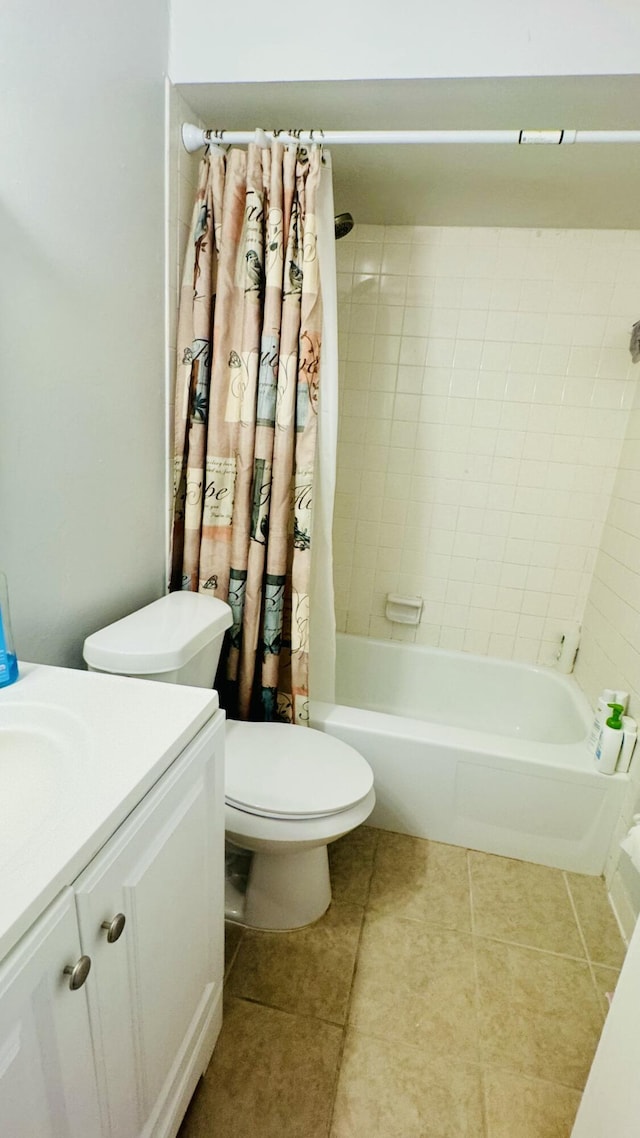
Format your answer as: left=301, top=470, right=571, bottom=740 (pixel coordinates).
left=334, top=212, right=354, bottom=240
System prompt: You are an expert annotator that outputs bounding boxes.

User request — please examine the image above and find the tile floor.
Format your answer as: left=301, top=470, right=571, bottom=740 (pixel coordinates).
left=178, top=827, right=626, bottom=1138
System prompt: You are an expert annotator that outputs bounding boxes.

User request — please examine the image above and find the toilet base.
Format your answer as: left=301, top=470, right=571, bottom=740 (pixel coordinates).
left=224, top=876, right=246, bottom=923
left=242, top=845, right=332, bottom=930
left=224, top=788, right=376, bottom=930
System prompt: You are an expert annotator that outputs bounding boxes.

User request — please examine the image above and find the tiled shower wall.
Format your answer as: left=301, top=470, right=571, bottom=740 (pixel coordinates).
left=334, top=224, right=640, bottom=665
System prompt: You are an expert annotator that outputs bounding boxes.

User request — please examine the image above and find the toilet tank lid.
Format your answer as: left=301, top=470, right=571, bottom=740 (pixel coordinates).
left=82, top=592, right=233, bottom=674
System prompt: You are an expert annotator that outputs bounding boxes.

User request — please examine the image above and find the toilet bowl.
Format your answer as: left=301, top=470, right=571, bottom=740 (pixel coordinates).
left=83, top=592, right=375, bottom=930
left=224, top=720, right=375, bottom=929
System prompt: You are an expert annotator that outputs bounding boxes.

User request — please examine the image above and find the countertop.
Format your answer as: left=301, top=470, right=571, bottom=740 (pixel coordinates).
left=0, top=662, right=219, bottom=961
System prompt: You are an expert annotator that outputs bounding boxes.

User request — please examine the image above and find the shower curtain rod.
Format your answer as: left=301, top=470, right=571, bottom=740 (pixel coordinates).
left=182, top=123, right=640, bottom=153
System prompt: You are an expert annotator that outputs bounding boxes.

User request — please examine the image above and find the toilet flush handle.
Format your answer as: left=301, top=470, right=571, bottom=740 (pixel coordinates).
left=101, top=913, right=126, bottom=943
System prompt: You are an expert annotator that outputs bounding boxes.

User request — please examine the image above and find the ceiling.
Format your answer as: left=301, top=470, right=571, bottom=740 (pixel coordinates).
left=178, top=76, right=640, bottom=229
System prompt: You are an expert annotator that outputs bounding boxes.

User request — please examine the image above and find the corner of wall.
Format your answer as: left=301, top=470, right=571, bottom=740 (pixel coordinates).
left=165, top=83, right=205, bottom=582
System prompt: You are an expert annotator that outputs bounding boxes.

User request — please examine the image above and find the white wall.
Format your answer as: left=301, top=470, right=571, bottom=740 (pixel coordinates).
left=166, top=87, right=204, bottom=508
left=576, top=381, right=640, bottom=934
left=334, top=224, right=639, bottom=664
left=167, top=90, right=204, bottom=393
left=0, top=1, right=169, bottom=667
left=169, top=0, right=640, bottom=84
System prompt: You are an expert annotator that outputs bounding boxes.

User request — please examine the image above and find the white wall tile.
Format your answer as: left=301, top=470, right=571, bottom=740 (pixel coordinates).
left=335, top=222, right=638, bottom=669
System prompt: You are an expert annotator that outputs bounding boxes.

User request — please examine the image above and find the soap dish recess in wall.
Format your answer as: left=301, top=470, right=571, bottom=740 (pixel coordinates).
left=385, top=594, right=423, bottom=626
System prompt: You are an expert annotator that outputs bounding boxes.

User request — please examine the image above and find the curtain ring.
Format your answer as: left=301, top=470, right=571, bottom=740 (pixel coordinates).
left=205, top=129, right=228, bottom=155
left=309, top=129, right=325, bottom=159
left=284, top=128, right=302, bottom=154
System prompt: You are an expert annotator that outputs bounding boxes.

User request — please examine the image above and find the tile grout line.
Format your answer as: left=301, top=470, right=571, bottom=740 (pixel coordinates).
left=320, top=1017, right=590, bottom=1098
left=561, top=872, right=590, bottom=958
left=326, top=827, right=382, bottom=1136
left=332, top=831, right=381, bottom=1030
left=481, top=1056, right=589, bottom=1096
left=474, top=931, right=596, bottom=964
left=467, top=849, right=490, bottom=1138
left=228, top=992, right=346, bottom=1031
left=467, top=848, right=477, bottom=940
left=562, top=871, right=605, bottom=1019
left=325, top=1027, right=347, bottom=1138
left=353, top=905, right=605, bottom=965
left=359, top=826, right=381, bottom=913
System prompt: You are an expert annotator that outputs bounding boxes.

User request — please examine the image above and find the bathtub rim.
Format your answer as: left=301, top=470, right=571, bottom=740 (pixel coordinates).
left=309, top=698, right=622, bottom=784
left=334, top=632, right=593, bottom=727
left=336, top=632, right=585, bottom=684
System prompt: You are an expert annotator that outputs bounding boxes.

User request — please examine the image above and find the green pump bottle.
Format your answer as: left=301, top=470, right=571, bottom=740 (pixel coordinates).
left=594, top=702, right=624, bottom=775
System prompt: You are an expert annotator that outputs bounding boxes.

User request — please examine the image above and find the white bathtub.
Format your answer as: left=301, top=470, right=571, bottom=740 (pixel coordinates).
left=310, top=634, right=628, bottom=875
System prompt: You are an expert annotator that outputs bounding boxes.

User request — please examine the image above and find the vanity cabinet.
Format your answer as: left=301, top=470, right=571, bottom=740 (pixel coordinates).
left=0, top=710, right=225, bottom=1138
left=75, top=710, right=224, bottom=1137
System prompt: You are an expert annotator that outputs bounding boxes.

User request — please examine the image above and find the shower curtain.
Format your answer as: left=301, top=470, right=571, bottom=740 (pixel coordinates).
left=171, top=140, right=338, bottom=724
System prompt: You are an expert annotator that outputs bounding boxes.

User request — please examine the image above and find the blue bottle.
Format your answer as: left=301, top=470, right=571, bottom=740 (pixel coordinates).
left=0, top=572, right=19, bottom=687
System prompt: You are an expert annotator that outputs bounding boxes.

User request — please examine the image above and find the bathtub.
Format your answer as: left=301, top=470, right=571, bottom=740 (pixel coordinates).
left=310, top=634, right=628, bottom=875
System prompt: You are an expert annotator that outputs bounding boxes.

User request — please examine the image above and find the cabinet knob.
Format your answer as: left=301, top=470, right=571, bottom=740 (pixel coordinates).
left=63, top=955, right=92, bottom=990
left=101, top=913, right=126, bottom=943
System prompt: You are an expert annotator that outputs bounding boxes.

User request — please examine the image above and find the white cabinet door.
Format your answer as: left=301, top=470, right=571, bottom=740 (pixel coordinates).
left=0, top=888, right=103, bottom=1138
left=74, top=712, right=225, bottom=1138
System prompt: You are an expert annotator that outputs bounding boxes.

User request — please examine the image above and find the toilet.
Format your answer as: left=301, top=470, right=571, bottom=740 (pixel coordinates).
left=83, top=592, right=375, bottom=930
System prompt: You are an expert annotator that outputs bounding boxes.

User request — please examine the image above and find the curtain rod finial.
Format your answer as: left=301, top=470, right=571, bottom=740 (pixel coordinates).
left=182, top=123, right=207, bottom=153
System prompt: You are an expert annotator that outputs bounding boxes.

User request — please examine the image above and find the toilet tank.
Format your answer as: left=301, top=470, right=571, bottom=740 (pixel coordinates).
left=83, top=592, right=233, bottom=688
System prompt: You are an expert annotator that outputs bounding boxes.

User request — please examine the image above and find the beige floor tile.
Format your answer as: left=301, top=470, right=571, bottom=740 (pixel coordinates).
left=368, top=831, right=471, bottom=930
left=592, top=964, right=620, bottom=1017
left=327, top=823, right=378, bottom=901
left=331, top=1029, right=485, bottom=1138
left=227, top=901, right=362, bottom=1024
left=469, top=852, right=583, bottom=956
left=565, top=872, right=626, bottom=968
left=178, top=998, right=342, bottom=1138
left=224, top=921, right=244, bottom=977
left=476, top=939, right=603, bottom=1089
left=483, top=1067, right=581, bottom=1138
left=349, top=911, right=479, bottom=1060
left=329, top=824, right=379, bottom=906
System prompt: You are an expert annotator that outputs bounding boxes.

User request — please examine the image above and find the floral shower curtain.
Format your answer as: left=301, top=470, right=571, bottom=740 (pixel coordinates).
left=170, top=141, right=323, bottom=725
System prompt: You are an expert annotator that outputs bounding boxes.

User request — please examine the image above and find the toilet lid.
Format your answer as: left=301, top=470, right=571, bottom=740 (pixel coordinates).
left=225, top=721, right=374, bottom=819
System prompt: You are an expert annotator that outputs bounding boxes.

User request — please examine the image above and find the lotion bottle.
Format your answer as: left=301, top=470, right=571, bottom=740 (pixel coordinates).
left=616, top=716, right=638, bottom=774
left=588, top=689, right=616, bottom=756
left=594, top=703, right=624, bottom=775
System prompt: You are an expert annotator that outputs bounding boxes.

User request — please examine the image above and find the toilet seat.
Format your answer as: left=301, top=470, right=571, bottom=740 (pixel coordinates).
left=225, top=721, right=374, bottom=821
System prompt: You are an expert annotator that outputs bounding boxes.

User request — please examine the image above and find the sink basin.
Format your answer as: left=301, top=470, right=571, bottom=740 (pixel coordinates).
left=0, top=660, right=219, bottom=962
left=0, top=704, right=88, bottom=869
